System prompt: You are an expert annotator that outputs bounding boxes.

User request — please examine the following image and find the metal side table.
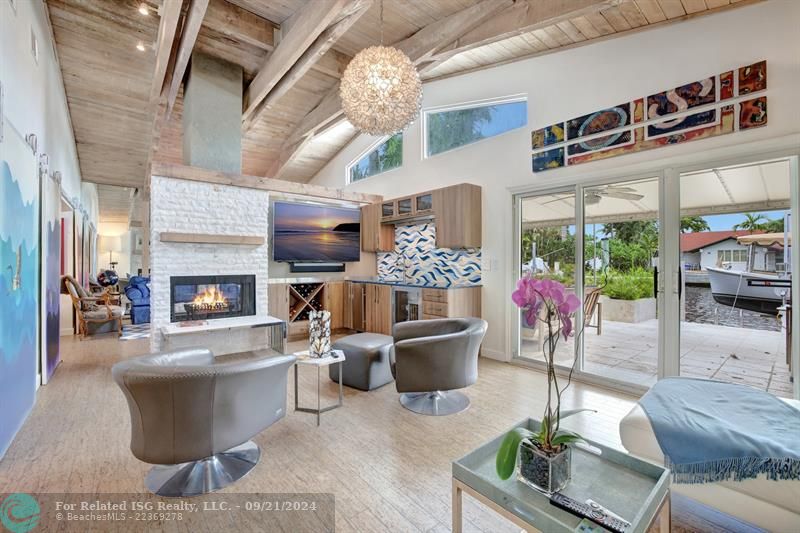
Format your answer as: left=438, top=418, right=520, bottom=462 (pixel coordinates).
left=293, top=350, right=345, bottom=426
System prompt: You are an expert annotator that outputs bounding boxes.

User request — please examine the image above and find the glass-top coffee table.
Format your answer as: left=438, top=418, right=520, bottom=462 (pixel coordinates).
left=452, top=418, right=670, bottom=533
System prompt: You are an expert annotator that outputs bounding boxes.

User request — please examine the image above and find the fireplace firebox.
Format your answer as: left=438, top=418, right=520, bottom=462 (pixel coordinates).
left=170, top=275, right=256, bottom=322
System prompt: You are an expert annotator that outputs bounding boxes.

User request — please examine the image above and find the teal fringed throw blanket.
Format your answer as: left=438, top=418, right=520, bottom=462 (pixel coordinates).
left=638, top=377, right=800, bottom=484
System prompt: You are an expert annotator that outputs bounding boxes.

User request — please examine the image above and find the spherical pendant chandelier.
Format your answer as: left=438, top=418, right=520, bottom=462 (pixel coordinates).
left=339, top=1, right=422, bottom=136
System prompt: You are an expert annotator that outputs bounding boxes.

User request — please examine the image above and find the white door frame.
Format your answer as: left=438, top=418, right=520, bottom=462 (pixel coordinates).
left=510, top=148, right=800, bottom=399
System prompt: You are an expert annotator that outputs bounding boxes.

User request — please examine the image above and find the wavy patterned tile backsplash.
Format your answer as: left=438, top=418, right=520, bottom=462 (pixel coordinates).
left=377, top=223, right=481, bottom=286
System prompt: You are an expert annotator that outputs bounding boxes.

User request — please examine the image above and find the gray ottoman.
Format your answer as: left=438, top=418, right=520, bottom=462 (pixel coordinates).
left=330, top=333, right=394, bottom=391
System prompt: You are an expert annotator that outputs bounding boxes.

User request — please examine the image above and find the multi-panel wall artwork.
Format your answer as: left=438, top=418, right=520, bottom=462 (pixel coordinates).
left=378, top=223, right=481, bottom=286
left=531, top=61, right=768, bottom=172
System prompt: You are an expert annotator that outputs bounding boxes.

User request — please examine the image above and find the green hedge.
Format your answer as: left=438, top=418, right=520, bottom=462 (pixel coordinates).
left=601, top=268, right=654, bottom=301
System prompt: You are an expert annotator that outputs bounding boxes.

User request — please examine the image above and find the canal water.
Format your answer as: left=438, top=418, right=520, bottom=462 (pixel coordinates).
left=684, top=285, right=782, bottom=332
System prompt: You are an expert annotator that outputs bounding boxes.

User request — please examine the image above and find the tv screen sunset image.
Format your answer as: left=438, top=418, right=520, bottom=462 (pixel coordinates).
left=273, top=202, right=361, bottom=262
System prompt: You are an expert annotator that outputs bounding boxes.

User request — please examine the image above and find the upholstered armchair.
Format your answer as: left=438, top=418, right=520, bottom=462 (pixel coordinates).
left=391, top=317, right=487, bottom=415
left=62, top=275, right=123, bottom=338
left=123, top=275, right=150, bottom=324
left=112, top=348, right=296, bottom=496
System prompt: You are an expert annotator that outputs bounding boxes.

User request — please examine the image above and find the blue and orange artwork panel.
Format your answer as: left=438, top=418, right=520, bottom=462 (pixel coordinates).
left=647, top=76, right=716, bottom=120
left=566, top=103, right=631, bottom=140
left=738, top=61, right=767, bottom=95
left=531, top=123, right=564, bottom=149
left=739, top=96, right=767, bottom=129
left=532, top=147, right=565, bottom=172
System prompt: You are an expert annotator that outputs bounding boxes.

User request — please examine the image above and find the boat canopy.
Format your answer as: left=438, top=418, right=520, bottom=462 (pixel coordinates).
left=736, top=232, right=792, bottom=246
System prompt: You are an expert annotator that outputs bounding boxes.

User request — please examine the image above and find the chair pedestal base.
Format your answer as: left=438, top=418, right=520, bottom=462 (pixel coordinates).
left=145, top=440, right=260, bottom=497
left=399, top=391, right=470, bottom=416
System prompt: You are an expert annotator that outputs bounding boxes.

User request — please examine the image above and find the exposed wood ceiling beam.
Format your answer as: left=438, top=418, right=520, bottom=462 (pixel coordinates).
left=243, top=0, right=371, bottom=130
left=422, top=0, right=621, bottom=72
left=242, top=0, right=366, bottom=128
left=202, top=0, right=276, bottom=52
left=152, top=162, right=383, bottom=203
left=149, top=0, right=183, bottom=105
left=269, top=0, right=513, bottom=178
left=164, top=0, right=209, bottom=119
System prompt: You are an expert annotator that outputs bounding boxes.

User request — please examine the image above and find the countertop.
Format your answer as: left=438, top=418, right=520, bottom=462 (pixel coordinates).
left=267, top=276, right=481, bottom=289
left=345, top=277, right=481, bottom=289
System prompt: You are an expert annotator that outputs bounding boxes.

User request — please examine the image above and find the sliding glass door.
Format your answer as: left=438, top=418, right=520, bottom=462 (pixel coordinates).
left=513, top=154, right=798, bottom=398
left=517, top=190, right=576, bottom=368
left=677, top=159, right=794, bottom=398
left=581, top=177, right=660, bottom=387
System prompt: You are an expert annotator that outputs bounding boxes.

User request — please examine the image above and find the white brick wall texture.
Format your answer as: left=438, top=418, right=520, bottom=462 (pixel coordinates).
left=149, top=176, right=270, bottom=353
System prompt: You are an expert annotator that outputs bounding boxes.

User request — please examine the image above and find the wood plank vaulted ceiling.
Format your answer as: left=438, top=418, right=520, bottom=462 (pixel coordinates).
left=46, top=0, right=759, bottom=190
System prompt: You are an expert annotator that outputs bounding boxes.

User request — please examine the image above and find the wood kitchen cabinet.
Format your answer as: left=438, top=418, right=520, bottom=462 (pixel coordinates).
left=361, top=203, right=395, bottom=252
left=420, top=287, right=481, bottom=320
left=345, top=282, right=365, bottom=331
left=324, top=280, right=345, bottom=330
left=268, top=283, right=290, bottom=320
left=365, top=283, right=392, bottom=335
left=433, top=184, right=482, bottom=249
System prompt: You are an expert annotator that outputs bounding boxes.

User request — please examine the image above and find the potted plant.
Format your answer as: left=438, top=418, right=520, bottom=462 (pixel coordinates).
left=496, top=277, right=592, bottom=494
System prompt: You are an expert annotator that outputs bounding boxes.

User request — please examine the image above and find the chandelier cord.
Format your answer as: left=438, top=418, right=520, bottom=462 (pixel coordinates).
left=379, top=0, right=384, bottom=46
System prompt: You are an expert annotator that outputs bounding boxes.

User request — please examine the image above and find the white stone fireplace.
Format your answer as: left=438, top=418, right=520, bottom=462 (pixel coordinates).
left=149, top=175, right=271, bottom=354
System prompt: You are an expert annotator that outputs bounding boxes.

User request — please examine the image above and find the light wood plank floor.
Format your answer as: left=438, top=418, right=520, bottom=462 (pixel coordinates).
left=0, top=334, right=644, bottom=532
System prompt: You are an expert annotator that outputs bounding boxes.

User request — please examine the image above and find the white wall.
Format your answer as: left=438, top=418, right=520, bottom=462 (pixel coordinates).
left=311, top=0, right=800, bottom=360
left=0, top=0, right=89, bottom=210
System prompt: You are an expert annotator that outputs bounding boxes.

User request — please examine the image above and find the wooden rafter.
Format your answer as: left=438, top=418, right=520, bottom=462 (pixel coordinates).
left=243, top=0, right=371, bottom=130
left=420, top=0, right=621, bottom=73
left=151, top=162, right=383, bottom=203
left=202, top=0, right=275, bottom=52
left=242, top=0, right=368, bottom=128
left=164, top=0, right=209, bottom=119
left=270, top=0, right=513, bottom=177
left=148, top=0, right=183, bottom=105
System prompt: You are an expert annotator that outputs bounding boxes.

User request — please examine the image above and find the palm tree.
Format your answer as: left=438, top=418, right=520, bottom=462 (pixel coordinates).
left=680, top=216, right=710, bottom=233
left=733, top=213, right=766, bottom=233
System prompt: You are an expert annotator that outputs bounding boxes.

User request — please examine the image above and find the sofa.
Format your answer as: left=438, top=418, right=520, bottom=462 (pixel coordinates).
left=620, top=397, right=800, bottom=531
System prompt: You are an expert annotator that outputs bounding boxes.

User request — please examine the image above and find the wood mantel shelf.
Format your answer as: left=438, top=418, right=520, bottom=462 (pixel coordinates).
left=160, top=232, right=265, bottom=245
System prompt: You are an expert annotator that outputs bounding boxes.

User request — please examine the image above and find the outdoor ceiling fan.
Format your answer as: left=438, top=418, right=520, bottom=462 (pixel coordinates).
left=542, top=186, right=644, bottom=206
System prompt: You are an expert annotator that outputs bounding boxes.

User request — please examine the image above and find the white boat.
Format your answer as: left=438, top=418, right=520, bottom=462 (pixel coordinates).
left=707, top=232, right=791, bottom=314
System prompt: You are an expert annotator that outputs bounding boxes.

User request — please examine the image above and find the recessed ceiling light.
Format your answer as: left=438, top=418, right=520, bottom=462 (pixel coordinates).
left=136, top=41, right=146, bottom=52
left=138, top=3, right=148, bottom=15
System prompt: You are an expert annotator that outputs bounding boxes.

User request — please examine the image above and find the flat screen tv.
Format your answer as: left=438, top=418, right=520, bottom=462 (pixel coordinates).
left=272, top=201, right=361, bottom=262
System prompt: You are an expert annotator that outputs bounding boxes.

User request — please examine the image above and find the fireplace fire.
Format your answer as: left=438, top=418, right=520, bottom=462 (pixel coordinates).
left=185, top=286, right=230, bottom=313
left=170, top=275, right=255, bottom=322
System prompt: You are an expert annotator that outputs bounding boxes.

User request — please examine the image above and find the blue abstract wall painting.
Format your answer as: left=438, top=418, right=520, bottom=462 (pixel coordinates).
left=0, top=129, right=40, bottom=457
left=43, top=175, right=61, bottom=382
left=377, top=223, right=481, bottom=286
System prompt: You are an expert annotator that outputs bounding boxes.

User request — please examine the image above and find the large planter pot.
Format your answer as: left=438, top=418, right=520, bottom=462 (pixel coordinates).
left=517, top=440, right=572, bottom=494
left=600, top=296, right=656, bottom=323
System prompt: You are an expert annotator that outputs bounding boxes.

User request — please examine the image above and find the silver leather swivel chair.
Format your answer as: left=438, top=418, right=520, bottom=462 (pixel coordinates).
left=391, top=318, right=488, bottom=416
left=112, top=348, right=296, bottom=497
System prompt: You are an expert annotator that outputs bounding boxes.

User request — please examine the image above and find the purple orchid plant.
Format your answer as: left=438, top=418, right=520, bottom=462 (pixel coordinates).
left=497, top=276, right=593, bottom=480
